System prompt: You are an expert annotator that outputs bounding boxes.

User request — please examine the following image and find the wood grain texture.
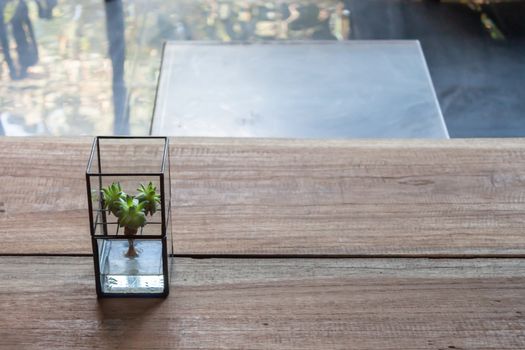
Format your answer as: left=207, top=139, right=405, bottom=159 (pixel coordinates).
left=0, top=138, right=92, bottom=254
left=1, top=137, right=525, bottom=255
left=0, top=257, right=524, bottom=349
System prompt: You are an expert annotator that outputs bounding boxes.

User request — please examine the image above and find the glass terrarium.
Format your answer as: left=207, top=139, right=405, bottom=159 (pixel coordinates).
left=86, top=136, right=172, bottom=297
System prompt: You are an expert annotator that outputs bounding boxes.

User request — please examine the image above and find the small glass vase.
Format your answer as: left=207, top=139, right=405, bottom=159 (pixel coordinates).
left=86, top=136, right=172, bottom=297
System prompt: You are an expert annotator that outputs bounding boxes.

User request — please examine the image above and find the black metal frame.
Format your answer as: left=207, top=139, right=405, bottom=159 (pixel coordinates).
left=86, top=136, right=171, bottom=298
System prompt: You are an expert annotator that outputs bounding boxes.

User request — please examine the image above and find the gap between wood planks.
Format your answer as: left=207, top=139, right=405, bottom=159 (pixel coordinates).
left=2, top=253, right=525, bottom=259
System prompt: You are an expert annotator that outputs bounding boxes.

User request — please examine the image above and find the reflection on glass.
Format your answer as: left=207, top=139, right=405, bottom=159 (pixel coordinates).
left=0, top=0, right=351, bottom=136
left=0, top=0, right=522, bottom=137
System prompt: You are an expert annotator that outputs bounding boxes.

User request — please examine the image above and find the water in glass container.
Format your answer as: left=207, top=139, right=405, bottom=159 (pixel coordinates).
left=98, top=239, right=164, bottom=294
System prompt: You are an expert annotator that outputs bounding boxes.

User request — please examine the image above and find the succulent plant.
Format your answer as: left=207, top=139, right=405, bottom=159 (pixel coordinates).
left=136, top=182, right=161, bottom=216
left=102, top=182, right=125, bottom=216
left=100, top=182, right=158, bottom=258
left=117, top=195, right=146, bottom=235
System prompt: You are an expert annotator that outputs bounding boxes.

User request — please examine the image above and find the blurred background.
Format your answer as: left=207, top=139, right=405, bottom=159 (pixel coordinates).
left=0, top=0, right=524, bottom=137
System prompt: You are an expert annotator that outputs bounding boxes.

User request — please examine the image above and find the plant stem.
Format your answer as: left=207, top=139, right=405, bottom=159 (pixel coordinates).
left=124, top=227, right=138, bottom=258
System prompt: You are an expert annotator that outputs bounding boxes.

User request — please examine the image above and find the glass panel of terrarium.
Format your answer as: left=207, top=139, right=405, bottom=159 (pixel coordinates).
left=97, top=239, right=164, bottom=294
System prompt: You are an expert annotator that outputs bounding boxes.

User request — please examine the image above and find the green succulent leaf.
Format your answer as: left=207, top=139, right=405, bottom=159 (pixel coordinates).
left=136, top=182, right=161, bottom=216
left=117, top=195, right=146, bottom=231
left=102, top=182, right=126, bottom=216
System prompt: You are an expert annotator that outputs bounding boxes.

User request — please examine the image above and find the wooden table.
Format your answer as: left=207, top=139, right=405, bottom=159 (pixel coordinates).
left=1, top=137, right=524, bottom=349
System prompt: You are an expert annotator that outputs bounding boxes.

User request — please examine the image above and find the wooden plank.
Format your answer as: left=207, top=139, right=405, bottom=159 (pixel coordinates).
left=171, top=138, right=525, bottom=256
left=0, top=257, right=524, bottom=349
left=0, top=138, right=92, bottom=254
left=2, top=137, right=525, bottom=255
